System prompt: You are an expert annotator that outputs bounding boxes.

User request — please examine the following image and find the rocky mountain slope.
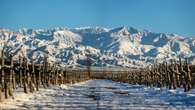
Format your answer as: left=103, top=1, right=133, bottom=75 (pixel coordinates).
left=1, top=26, right=195, bottom=68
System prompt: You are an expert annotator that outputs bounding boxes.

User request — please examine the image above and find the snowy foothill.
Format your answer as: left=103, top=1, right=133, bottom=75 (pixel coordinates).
left=0, top=79, right=195, bottom=110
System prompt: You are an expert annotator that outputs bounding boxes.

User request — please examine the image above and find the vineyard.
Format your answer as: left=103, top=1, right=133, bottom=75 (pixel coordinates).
left=0, top=48, right=195, bottom=109
left=0, top=49, right=91, bottom=101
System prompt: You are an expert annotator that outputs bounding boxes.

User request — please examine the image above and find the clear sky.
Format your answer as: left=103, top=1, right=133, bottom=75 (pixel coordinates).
left=0, top=0, right=195, bottom=37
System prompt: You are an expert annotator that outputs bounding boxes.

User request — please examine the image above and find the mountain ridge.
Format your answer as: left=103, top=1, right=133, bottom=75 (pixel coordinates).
left=0, top=26, right=195, bottom=68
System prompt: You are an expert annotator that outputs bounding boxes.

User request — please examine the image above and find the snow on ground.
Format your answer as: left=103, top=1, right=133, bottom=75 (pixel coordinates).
left=0, top=79, right=195, bottom=110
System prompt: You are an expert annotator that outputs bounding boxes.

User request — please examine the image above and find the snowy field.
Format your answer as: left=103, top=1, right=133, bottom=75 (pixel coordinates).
left=0, top=79, right=195, bottom=110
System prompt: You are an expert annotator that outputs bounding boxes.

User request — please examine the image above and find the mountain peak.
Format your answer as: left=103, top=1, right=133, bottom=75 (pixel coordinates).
left=109, top=26, right=140, bottom=35
left=72, top=26, right=109, bottom=34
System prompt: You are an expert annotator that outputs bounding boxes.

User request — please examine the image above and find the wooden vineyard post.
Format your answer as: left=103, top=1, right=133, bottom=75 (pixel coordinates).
left=164, top=61, right=169, bottom=88
left=167, top=63, right=172, bottom=89
left=71, top=71, right=74, bottom=84
left=77, top=71, right=81, bottom=82
left=74, top=70, right=77, bottom=83
left=157, top=64, right=161, bottom=87
left=42, top=53, right=49, bottom=88
left=45, top=62, right=50, bottom=87
left=0, top=62, right=1, bottom=101
left=74, top=70, right=77, bottom=84
left=152, top=65, right=156, bottom=87
left=8, top=55, right=14, bottom=97
left=124, top=72, right=128, bottom=83
left=170, top=60, right=177, bottom=89
left=61, top=69, right=64, bottom=84
left=151, top=66, right=154, bottom=87
left=138, top=70, right=142, bottom=85
left=158, top=64, right=163, bottom=88
left=63, top=69, right=67, bottom=84
left=154, top=65, right=159, bottom=87
left=178, top=56, right=184, bottom=89
left=174, top=60, right=181, bottom=88
left=59, top=69, right=63, bottom=85
left=19, top=56, right=23, bottom=87
left=0, top=48, right=4, bottom=101
left=185, top=58, right=192, bottom=91
left=3, top=52, right=9, bottom=99
left=42, top=56, right=45, bottom=88
left=66, top=70, right=69, bottom=83
left=55, top=67, right=59, bottom=85
left=153, top=65, right=157, bottom=87
left=12, top=57, right=16, bottom=90
left=163, top=62, right=168, bottom=87
left=29, top=59, right=35, bottom=93
left=23, top=57, right=28, bottom=93
left=4, top=71, right=8, bottom=99
left=50, top=64, right=55, bottom=85
left=145, top=68, right=149, bottom=86
left=72, top=71, right=75, bottom=84
left=36, top=65, right=41, bottom=91
left=178, top=57, right=188, bottom=91
left=26, top=58, right=31, bottom=92
left=47, top=63, right=51, bottom=87
left=161, top=63, right=165, bottom=87
left=86, top=54, right=91, bottom=79
left=127, top=72, right=131, bottom=84
left=66, top=69, right=69, bottom=83
left=170, top=60, right=179, bottom=89
left=161, top=63, right=166, bottom=88
left=131, top=71, right=135, bottom=84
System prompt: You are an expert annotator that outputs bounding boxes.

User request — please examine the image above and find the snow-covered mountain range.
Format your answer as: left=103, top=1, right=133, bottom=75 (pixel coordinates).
left=1, top=26, right=195, bottom=68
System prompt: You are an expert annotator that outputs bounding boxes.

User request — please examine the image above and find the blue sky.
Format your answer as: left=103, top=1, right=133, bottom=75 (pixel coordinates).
left=0, top=0, right=195, bottom=37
